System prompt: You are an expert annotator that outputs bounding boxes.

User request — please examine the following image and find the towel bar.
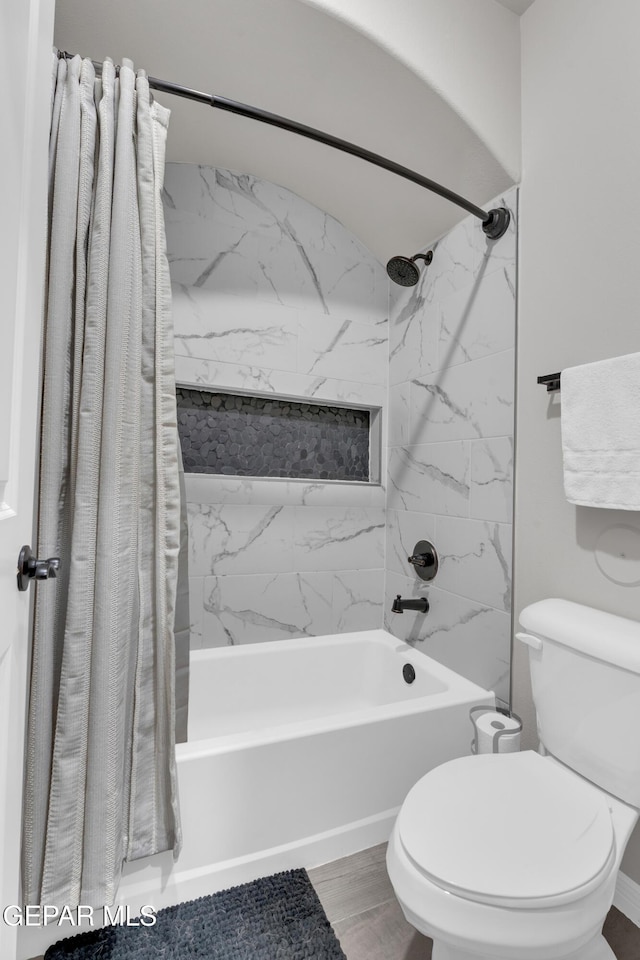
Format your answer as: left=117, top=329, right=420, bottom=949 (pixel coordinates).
left=537, top=373, right=561, bottom=392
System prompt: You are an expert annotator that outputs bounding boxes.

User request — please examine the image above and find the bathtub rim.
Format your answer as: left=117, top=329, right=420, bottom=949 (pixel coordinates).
left=182, top=628, right=495, bottom=758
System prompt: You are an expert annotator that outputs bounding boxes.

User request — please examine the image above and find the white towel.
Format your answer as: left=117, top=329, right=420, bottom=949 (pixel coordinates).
left=561, top=352, right=640, bottom=509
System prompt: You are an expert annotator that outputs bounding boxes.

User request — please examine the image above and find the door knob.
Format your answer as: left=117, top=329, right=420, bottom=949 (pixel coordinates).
left=17, top=545, right=61, bottom=592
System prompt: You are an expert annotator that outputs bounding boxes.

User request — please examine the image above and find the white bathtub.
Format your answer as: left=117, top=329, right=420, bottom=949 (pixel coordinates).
left=19, top=628, right=494, bottom=958
left=120, top=628, right=494, bottom=910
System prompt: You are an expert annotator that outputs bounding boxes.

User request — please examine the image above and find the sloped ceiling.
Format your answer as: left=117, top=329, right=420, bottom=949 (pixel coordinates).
left=54, top=0, right=520, bottom=261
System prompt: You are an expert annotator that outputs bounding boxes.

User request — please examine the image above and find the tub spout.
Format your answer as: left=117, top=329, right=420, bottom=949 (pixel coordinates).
left=392, top=594, right=429, bottom=614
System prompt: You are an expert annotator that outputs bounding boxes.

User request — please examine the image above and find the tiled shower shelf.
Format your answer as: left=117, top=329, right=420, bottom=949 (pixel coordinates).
left=183, top=473, right=386, bottom=510
left=177, top=386, right=377, bottom=483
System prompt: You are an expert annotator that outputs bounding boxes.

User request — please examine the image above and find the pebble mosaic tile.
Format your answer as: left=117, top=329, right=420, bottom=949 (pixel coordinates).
left=177, top=387, right=370, bottom=482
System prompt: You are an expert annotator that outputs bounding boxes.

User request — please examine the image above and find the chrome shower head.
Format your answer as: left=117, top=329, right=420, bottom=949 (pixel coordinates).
left=386, top=250, right=433, bottom=286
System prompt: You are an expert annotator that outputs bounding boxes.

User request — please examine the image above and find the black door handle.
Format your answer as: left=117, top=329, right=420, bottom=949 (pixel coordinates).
left=17, top=545, right=61, bottom=592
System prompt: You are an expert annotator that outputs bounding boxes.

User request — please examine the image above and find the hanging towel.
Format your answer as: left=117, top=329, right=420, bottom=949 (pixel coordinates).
left=561, top=352, right=640, bottom=509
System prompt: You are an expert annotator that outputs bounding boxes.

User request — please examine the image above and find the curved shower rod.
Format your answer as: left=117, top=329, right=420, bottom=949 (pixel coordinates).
left=58, top=50, right=511, bottom=240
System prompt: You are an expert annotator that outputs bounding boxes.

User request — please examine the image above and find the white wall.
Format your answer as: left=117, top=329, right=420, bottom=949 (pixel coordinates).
left=517, top=0, right=640, bottom=882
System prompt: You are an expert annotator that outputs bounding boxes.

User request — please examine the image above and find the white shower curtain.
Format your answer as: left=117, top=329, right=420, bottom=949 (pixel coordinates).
left=22, top=52, right=182, bottom=908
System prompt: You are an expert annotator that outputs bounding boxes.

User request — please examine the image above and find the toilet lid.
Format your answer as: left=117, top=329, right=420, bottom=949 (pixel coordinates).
left=398, top=751, right=615, bottom=907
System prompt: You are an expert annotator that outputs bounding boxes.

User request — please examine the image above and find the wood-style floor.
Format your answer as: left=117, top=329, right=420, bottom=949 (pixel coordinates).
left=28, top=842, right=640, bottom=960
left=308, top=843, right=640, bottom=960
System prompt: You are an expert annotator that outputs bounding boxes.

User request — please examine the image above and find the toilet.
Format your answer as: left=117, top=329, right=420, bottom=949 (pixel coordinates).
left=386, top=598, right=640, bottom=960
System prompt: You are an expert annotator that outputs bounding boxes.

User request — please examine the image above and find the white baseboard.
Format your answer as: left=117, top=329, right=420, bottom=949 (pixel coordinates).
left=614, top=871, right=640, bottom=927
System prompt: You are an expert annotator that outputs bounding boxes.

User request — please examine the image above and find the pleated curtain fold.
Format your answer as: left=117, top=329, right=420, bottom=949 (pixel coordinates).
left=22, top=52, right=182, bottom=908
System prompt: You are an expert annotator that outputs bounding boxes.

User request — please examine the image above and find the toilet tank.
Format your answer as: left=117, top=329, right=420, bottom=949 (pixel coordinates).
left=519, top=599, right=640, bottom=807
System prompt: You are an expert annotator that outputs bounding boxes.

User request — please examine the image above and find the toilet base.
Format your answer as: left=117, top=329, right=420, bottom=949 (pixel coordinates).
left=431, top=931, right=616, bottom=960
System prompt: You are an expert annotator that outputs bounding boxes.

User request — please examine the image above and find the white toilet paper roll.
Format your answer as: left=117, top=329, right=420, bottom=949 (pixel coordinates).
left=473, top=710, right=521, bottom=754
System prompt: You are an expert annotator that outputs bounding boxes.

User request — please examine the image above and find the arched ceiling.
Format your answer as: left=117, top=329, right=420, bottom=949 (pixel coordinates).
left=54, top=0, right=520, bottom=262
left=299, top=0, right=522, bottom=180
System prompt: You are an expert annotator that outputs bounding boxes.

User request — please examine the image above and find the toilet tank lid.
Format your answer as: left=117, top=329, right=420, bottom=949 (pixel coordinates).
left=519, top=599, right=640, bottom=674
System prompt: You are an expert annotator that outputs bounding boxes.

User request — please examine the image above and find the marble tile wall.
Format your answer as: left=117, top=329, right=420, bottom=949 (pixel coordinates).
left=384, top=188, right=517, bottom=705
left=164, top=164, right=388, bottom=646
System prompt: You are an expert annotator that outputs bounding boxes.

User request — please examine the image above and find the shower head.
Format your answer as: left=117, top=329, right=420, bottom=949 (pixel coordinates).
left=386, top=250, right=433, bottom=286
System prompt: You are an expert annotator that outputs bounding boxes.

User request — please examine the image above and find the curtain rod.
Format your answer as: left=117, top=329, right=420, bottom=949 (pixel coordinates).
left=58, top=50, right=511, bottom=240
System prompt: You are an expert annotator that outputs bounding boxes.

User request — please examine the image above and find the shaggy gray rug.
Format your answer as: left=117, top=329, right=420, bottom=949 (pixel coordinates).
left=44, top=869, right=347, bottom=959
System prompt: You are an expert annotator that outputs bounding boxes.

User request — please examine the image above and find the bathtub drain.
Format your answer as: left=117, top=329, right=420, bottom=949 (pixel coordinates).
left=403, top=663, right=416, bottom=684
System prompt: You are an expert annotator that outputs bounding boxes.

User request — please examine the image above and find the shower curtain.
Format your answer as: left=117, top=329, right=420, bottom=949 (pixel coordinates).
left=22, top=52, right=182, bottom=908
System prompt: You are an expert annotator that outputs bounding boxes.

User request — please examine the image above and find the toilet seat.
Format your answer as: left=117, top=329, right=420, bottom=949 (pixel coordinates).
left=398, top=750, right=616, bottom=909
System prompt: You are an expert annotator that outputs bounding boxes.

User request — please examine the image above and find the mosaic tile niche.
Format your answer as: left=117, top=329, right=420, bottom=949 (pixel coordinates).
left=177, top=388, right=370, bottom=481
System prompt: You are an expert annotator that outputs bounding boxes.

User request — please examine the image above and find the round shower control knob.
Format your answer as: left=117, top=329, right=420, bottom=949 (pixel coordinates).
left=407, top=540, right=439, bottom=581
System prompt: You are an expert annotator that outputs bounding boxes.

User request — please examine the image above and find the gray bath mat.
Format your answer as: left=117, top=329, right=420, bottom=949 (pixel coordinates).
left=44, top=869, right=346, bottom=959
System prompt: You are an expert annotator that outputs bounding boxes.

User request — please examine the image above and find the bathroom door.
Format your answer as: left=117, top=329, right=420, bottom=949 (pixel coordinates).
left=0, top=0, right=54, bottom=955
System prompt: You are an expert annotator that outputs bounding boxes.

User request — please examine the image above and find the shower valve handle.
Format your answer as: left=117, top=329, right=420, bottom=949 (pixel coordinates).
left=407, top=539, right=439, bottom=582
left=408, top=553, right=432, bottom=568
left=17, top=545, right=61, bottom=591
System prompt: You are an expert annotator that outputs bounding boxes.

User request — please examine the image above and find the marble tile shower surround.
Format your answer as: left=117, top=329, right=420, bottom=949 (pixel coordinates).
left=164, top=163, right=516, bottom=697
left=384, top=188, right=517, bottom=705
left=163, top=163, right=388, bottom=645
left=163, top=166, right=387, bottom=326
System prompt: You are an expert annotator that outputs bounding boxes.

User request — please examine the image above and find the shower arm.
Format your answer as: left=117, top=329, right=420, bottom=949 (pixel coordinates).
left=58, top=51, right=510, bottom=239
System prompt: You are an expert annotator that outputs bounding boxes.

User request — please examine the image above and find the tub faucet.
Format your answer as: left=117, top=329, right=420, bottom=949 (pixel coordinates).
left=392, top=594, right=429, bottom=614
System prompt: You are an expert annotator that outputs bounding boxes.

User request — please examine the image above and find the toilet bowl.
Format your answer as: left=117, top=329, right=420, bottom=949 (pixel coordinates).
left=385, top=598, right=640, bottom=960
left=387, top=750, right=637, bottom=960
